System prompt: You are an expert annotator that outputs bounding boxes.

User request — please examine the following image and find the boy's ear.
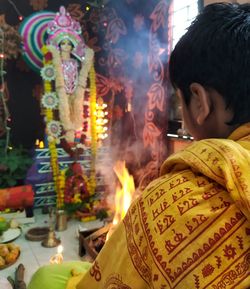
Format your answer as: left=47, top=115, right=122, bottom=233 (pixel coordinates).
left=189, top=83, right=211, bottom=125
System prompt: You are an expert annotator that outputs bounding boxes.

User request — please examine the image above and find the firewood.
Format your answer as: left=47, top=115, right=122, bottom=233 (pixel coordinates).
left=15, top=263, right=27, bottom=289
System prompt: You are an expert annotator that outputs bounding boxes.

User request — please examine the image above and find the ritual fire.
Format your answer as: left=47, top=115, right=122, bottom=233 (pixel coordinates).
left=106, top=161, right=135, bottom=238
left=80, top=161, right=135, bottom=258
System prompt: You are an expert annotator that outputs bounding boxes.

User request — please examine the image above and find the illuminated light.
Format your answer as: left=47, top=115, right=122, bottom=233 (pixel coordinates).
left=18, top=15, right=23, bottom=21
left=86, top=6, right=90, bottom=11
left=103, top=21, right=108, bottom=27
left=104, top=112, right=108, bottom=115
left=97, top=112, right=105, bottom=117
left=39, top=141, right=45, bottom=149
left=167, top=133, right=178, bottom=138
left=0, top=54, right=4, bottom=59
left=49, top=245, right=64, bottom=264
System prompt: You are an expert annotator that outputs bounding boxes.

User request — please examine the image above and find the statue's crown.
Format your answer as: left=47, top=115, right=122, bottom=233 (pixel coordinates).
left=46, top=6, right=85, bottom=61
left=47, top=6, right=81, bottom=39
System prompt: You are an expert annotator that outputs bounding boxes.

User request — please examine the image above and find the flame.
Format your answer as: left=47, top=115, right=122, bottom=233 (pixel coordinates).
left=49, top=245, right=64, bottom=264
left=112, top=161, right=135, bottom=226
left=57, top=244, right=63, bottom=254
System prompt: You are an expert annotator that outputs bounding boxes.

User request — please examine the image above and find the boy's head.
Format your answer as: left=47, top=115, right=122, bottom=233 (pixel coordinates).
left=169, top=3, right=250, bottom=139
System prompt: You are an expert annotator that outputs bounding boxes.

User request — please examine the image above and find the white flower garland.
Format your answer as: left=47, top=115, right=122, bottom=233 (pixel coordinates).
left=41, top=92, right=58, bottom=109
left=40, top=64, right=55, bottom=81
left=47, top=45, right=94, bottom=143
left=47, top=120, right=62, bottom=138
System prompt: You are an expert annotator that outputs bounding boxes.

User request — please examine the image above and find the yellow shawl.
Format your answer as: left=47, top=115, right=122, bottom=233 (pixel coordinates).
left=75, top=124, right=250, bottom=289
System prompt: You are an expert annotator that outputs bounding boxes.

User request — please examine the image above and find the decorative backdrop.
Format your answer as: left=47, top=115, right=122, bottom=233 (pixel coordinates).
left=0, top=0, right=171, bottom=188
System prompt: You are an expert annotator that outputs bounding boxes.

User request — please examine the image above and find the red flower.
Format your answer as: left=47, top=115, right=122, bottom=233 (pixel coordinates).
left=71, top=162, right=83, bottom=175
left=44, top=52, right=52, bottom=62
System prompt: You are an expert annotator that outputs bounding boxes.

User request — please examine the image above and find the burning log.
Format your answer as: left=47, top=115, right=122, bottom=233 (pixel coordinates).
left=79, top=224, right=112, bottom=260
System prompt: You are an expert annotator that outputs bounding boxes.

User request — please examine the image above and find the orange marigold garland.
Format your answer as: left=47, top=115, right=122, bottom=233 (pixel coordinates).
left=41, top=46, right=62, bottom=209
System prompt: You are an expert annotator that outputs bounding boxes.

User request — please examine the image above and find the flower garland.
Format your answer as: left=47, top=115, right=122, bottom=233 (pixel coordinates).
left=48, top=45, right=94, bottom=143
left=41, top=45, right=65, bottom=209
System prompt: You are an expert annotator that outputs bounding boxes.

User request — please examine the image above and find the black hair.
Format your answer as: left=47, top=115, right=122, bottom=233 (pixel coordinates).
left=169, top=3, right=250, bottom=125
left=59, top=39, right=74, bottom=48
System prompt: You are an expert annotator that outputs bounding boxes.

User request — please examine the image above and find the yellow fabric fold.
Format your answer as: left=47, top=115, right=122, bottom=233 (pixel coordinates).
left=76, top=124, right=250, bottom=289
left=66, top=270, right=85, bottom=289
left=161, top=126, right=250, bottom=222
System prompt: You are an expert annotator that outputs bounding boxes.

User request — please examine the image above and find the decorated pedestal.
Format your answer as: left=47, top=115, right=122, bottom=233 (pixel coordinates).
left=26, top=147, right=110, bottom=208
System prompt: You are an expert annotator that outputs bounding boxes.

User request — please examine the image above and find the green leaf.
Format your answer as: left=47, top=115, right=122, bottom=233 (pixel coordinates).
left=0, top=140, right=32, bottom=188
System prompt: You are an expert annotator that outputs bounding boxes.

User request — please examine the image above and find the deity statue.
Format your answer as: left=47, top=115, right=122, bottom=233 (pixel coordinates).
left=45, top=6, right=94, bottom=144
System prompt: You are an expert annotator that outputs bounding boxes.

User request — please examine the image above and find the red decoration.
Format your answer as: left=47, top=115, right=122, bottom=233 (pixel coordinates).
left=0, top=185, right=34, bottom=210
left=44, top=51, right=53, bottom=61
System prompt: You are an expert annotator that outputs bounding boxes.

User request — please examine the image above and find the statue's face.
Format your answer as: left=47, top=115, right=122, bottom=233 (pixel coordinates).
left=59, top=39, right=73, bottom=53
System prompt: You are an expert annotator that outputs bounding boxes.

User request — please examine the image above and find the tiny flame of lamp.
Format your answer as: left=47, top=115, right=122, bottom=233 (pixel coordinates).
left=49, top=244, right=64, bottom=264
left=106, top=161, right=135, bottom=240
left=39, top=141, right=45, bottom=149
left=35, top=139, right=45, bottom=149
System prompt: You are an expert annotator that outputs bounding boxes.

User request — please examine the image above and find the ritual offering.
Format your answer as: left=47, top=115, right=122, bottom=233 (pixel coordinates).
left=0, top=217, right=22, bottom=244
left=0, top=243, right=20, bottom=270
left=25, top=227, right=49, bottom=241
left=0, top=217, right=9, bottom=236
